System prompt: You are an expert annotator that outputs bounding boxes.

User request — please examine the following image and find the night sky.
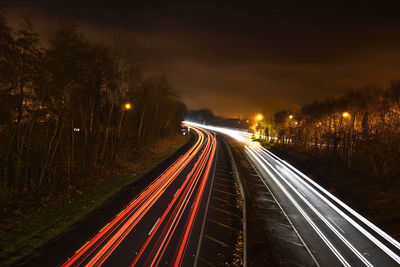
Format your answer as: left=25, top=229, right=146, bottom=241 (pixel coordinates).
left=3, top=1, right=400, bottom=117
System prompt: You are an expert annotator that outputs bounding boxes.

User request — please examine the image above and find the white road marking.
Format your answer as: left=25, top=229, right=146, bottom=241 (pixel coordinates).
left=174, top=188, right=180, bottom=198
left=246, top=147, right=350, bottom=267
left=258, top=146, right=400, bottom=264
left=148, top=218, right=160, bottom=235
left=328, top=217, right=346, bottom=234
left=251, top=147, right=373, bottom=267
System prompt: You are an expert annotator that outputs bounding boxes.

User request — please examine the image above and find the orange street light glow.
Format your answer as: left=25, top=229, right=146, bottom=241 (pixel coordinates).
left=289, top=115, right=293, bottom=119
left=124, top=103, right=132, bottom=110
left=343, top=112, right=349, bottom=118
left=256, top=114, right=263, bottom=120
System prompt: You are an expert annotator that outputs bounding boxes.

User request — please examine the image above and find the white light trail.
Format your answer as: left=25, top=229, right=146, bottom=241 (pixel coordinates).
left=246, top=146, right=350, bottom=267
left=249, top=146, right=373, bottom=266
left=187, top=121, right=400, bottom=265
left=257, top=146, right=400, bottom=264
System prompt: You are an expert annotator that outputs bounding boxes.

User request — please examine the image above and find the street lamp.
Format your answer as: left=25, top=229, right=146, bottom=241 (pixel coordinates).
left=289, top=114, right=293, bottom=119
left=124, top=103, right=132, bottom=110
left=255, top=114, right=263, bottom=138
left=342, top=112, right=349, bottom=118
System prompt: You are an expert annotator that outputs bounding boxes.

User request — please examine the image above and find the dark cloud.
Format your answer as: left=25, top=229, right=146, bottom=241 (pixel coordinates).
left=3, top=1, right=400, bottom=117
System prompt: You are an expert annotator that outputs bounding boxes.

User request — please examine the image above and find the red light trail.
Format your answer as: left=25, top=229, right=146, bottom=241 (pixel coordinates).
left=62, top=125, right=216, bottom=267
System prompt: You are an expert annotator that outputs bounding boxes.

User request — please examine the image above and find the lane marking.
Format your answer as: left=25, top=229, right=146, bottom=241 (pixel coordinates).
left=207, top=218, right=238, bottom=231
left=299, top=190, right=307, bottom=199
left=194, top=144, right=218, bottom=267
left=204, top=234, right=231, bottom=248
left=213, top=181, right=231, bottom=188
left=245, top=152, right=320, bottom=266
left=212, top=188, right=236, bottom=197
left=214, top=177, right=231, bottom=183
left=149, top=218, right=160, bottom=235
left=328, top=217, right=346, bottom=234
left=174, top=188, right=180, bottom=198
left=251, top=147, right=373, bottom=267
left=199, top=257, right=214, bottom=265
left=258, top=146, right=400, bottom=264
left=247, top=147, right=348, bottom=266
left=210, top=206, right=241, bottom=217
left=132, top=128, right=211, bottom=266
left=211, top=196, right=230, bottom=203
left=260, top=146, right=400, bottom=258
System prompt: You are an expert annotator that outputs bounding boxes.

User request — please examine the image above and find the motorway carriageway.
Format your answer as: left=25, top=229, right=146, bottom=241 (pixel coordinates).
left=62, top=126, right=216, bottom=266
left=186, top=121, right=400, bottom=267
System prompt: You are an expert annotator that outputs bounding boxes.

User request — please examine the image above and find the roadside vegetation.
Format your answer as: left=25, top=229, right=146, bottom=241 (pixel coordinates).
left=255, top=81, right=400, bottom=241
left=0, top=12, right=187, bottom=264
left=260, top=82, right=400, bottom=178
left=0, top=13, right=186, bottom=196
left=0, top=135, right=188, bottom=265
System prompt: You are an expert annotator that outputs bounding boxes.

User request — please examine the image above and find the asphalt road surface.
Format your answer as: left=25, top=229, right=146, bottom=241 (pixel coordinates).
left=58, top=126, right=218, bottom=266
left=23, top=124, right=245, bottom=267
left=187, top=121, right=400, bottom=267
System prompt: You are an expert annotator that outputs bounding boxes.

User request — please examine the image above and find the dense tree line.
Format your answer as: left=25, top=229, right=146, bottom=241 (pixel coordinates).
left=270, top=82, right=400, bottom=178
left=0, top=14, right=186, bottom=195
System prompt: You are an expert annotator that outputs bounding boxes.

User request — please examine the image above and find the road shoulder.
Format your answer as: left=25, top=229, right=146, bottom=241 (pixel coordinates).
left=222, top=135, right=318, bottom=266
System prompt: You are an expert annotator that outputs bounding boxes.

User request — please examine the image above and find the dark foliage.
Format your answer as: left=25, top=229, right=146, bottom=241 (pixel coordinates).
left=0, top=14, right=186, bottom=195
left=270, top=83, right=400, bottom=179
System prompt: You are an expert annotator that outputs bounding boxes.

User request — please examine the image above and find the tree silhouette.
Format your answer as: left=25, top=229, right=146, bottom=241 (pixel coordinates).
left=0, top=14, right=186, bottom=195
left=271, top=83, right=400, bottom=180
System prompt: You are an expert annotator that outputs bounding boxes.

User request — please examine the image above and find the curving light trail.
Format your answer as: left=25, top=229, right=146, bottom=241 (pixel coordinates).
left=62, top=125, right=217, bottom=267
left=186, top=121, right=400, bottom=266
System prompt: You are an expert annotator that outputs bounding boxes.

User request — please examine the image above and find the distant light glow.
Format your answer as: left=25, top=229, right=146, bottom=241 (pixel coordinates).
left=125, top=103, right=132, bottom=110
left=342, top=112, right=349, bottom=118
left=184, top=121, right=251, bottom=143
left=289, top=115, right=293, bottom=119
left=256, top=114, right=263, bottom=120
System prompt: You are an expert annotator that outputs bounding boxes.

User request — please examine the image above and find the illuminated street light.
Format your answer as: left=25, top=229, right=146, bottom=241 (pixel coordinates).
left=342, top=112, right=350, bottom=118
left=124, top=103, right=132, bottom=110
left=256, top=114, right=263, bottom=121
left=289, top=115, right=293, bottom=119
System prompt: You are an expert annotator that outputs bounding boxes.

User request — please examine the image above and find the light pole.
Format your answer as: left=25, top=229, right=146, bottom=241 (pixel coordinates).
left=256, top=114, right=263, bottom=138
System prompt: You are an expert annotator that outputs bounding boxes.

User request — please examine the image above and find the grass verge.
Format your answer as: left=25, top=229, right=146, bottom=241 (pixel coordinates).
left=0, top=134, right=189, bottom=266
